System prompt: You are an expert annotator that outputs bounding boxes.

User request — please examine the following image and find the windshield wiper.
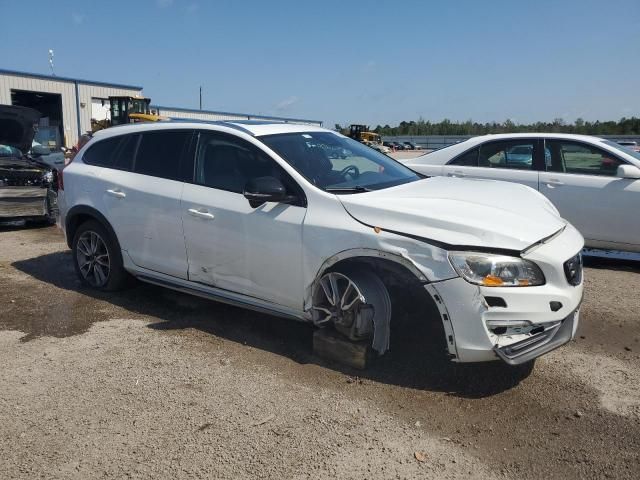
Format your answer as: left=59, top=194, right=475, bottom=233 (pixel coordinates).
left=325, top=186, right=371, bottom=193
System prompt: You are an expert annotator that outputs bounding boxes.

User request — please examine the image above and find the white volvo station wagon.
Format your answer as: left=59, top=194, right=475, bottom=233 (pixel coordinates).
left=58, top=121, right=584, bottom=366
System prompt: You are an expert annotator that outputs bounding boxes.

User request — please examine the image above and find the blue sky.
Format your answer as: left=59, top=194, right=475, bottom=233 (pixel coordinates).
left=1, top=0, right=639, bottom=128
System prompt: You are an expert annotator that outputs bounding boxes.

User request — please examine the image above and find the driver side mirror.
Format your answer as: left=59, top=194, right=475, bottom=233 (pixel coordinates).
left=617, top=164, right=640, bottom=179
left=243, top=176, right=295, bottom=208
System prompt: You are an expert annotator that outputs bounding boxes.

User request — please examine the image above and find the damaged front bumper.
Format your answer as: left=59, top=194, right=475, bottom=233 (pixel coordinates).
left=493, top=308, right=579, bottom=365
left=426, top=224, right=584, bottom=365
left=0, top=186, right=49, bottom=218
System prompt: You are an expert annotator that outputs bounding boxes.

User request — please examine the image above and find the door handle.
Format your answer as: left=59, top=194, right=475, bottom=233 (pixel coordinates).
left=106, top=189, right=126, bottom=199
left=188, top=208, right=215, bottom=220
left=545, top=179, right=564, bottom=187
left=448, top=170, right=465, bottom=177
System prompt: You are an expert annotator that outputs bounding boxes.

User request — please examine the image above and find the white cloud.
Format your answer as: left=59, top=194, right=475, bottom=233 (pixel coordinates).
left=71, top=12, right=85, bottom=25
left=275, top=96, right=299, bottom=111
left=156, top=0, right=173, bottom=8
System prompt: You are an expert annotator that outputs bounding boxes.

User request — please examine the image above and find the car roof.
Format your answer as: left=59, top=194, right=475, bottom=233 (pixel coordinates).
left=404, top=132, right=639, bottom=166
left=90, top=120, right=329, bottom=140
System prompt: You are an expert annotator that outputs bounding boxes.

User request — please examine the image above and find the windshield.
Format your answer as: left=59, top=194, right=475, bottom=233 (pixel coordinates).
left=602, top=140, right=640, bottom=161
left=260, top=132, right=420, bottom=192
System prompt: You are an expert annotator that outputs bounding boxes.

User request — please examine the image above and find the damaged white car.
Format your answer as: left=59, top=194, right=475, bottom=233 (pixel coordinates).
left=58, top=121, right=584, bottom=366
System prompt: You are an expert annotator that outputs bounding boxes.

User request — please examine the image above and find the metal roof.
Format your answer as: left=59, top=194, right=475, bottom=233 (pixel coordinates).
left=0, top=68, right=143, bottom=90
left=151, top=104, right=322, bottom=125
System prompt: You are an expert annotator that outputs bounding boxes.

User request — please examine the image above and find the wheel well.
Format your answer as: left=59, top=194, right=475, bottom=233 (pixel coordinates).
left=321, top=256, right=449, bottom=357
left=326, top=256, right=438, bottom=323
left=65, top=207, right=119, bottom=250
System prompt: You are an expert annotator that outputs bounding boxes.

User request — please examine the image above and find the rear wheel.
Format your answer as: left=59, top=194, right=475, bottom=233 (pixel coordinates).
left=72, top=220, right=128, bottom=291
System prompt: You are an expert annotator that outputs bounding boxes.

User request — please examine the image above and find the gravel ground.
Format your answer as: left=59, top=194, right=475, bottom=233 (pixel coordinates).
left=1, top=224, right=639, bottom=479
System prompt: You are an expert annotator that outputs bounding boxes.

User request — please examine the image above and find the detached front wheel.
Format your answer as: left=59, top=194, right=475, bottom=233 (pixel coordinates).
left=311, top=268, right=392, bottom=354
left=72, top=220, right=128, bottom=291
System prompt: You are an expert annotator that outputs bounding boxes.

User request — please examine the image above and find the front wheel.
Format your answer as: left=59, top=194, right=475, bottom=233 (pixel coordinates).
left=311, top=268, right=392, bottom=354
left=72, top=220, right=128, bottom=291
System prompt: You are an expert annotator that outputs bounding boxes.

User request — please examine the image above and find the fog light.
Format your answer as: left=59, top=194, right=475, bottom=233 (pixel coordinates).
left=486, top=320, right=532, bottom=329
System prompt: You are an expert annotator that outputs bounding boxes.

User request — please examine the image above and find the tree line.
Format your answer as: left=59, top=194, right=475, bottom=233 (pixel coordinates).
left=336, top=117, right=640, bottom=136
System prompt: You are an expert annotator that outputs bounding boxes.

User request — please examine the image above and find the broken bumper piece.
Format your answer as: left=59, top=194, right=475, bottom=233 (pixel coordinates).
left=493, top=309, right=578, bottom=366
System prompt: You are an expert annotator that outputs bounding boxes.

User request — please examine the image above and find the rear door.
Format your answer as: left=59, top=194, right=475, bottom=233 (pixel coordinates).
left=539, top=139, right=640, bottom=250
left=440, top=139, right=541, bottom=190
left=99, top=129, right=193, bottom=278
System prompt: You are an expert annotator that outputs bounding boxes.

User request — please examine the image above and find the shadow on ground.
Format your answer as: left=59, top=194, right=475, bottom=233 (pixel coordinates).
left=583, top=255, right=640, bottom=273
left=12, top=251, right=534, bottom=398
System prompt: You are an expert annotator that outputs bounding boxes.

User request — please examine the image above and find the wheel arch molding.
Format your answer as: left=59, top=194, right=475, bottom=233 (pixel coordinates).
left=65, top=205, right=120, bottom=251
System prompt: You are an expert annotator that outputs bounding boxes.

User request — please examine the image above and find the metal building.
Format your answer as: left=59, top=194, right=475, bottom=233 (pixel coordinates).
left=0, top=68, right=323, bottom=150
left=152, top=105, right=323, bottom=127
left=0, top=68, right=142, bottom=148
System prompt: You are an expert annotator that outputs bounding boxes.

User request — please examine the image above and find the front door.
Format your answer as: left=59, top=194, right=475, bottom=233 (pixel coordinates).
left=539, top=139, right=640, bottom=250
left=181, top=131, right=307, bottom=309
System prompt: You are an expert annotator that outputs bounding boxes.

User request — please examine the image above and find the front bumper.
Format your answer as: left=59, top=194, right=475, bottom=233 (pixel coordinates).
left=493, top=308, right=578, bottom=365
left=0, top=186, right=48, bottom=218
left=428, top=224, right=584, bottom=364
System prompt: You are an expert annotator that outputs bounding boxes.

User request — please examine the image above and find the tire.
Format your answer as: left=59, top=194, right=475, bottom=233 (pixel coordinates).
left=72, top=219, right=128, bottom=291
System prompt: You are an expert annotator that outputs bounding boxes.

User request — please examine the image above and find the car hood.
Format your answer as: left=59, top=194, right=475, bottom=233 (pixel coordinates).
left=0, top=105, right=41, bottom=154
left=338, top=177, right=566, bottom=251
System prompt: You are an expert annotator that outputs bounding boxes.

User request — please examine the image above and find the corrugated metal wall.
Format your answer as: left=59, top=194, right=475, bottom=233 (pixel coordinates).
left=154, top=108, right=248, bottom=122
left=0, top=72, right=78, bottom=147
left=1, top=70, right=323, bottom=148
left=154, top=106, right=323, bottom=126
left=0, top=72, right=141, bottom=147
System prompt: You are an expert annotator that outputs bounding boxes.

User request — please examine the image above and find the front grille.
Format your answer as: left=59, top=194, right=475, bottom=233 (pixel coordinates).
left=563, top=253, right=583, bottom=286
left=0, top=169, right=45, bottom=187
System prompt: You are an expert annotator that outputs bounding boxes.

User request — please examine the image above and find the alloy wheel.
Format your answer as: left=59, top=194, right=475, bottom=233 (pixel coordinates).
left=76, top=230, right=110, bottom=287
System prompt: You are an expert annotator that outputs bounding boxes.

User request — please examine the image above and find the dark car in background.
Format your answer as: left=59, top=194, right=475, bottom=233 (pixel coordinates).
left=403, top=141, right=419, bottom=150
left=0, top=105, right=58, bottom=224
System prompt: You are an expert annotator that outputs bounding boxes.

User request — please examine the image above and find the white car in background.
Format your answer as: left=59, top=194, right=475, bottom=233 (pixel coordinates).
left=58, top=122, right=583, bottom=367
left=367, top=142, right=392, bottom=154
left=404, top=133, right=640, bottom=253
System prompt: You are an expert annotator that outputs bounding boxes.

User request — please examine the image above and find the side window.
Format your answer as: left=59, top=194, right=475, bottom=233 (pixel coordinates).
left=82, top=137, right=121, bottom=167
left=478, top=140, right=535, bottom=170
left=110, top=134, right=139, bottom=171
left=546, top=140, right=623, bottom=176
left=449, top=148, right=479, bottom=166
left=134, top=130, right=191, bottom=180
left=195, top=131, right=299, bottom=196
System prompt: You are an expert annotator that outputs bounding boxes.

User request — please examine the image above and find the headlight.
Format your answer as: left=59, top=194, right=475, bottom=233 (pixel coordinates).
left=42, top=171, right=54, bottom=184
left=449, top=252, right=545, bottom=287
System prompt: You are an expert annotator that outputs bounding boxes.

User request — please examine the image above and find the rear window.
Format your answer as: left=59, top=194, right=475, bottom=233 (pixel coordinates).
left=133, top=131, right=191, bottom=180
left=82, top=137, right=121, bottom=167
left=82, top=134, right=139, bottom=170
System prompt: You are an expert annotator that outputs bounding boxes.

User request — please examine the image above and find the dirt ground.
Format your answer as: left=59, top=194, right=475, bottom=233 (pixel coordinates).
left=1, top=224, right=639, bottom=479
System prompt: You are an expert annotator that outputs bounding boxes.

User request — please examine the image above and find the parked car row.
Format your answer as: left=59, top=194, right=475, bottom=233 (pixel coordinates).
left=383, top=141, right=421, bottom=151
left=56, top=120, right=584, bottom=371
